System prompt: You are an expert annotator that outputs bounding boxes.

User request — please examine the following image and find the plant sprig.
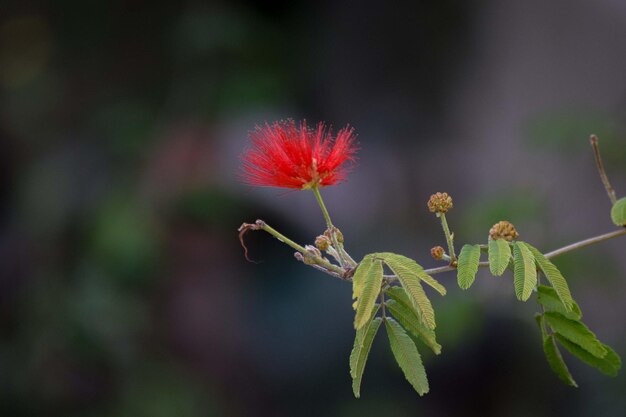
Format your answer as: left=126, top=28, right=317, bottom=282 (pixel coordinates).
left=239, top=126, right=625, bottom=398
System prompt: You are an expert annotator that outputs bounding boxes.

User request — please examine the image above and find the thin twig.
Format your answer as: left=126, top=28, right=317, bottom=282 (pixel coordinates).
left=243, top=220, right=626, bottom=283
left=384, top=229, right=626, bottom=282
left=239, top=219, right=347, bottom=278
left=590, top=134, right=617, bottom=205
left=543, top=228, right=626, bottom=259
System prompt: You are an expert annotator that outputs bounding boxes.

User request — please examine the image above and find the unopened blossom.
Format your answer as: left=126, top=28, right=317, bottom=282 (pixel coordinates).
left=430, top=246, right=445, bottom=260
left=489, top=220, right=519, bottom=241
left=427, top=192, right=453, bottom=214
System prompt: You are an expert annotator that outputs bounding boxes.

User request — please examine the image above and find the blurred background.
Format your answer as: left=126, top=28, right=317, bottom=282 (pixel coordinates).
left=1, top=1, right=626, bottom=416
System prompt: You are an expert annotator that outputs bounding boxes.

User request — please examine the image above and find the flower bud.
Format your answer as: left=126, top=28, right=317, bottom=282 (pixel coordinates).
left=430, top=246, right=445, bottom=260
left=305, top=245, right=322, bottom=258
left=295, top=251, right=316, bottom=265
left=489, top=220, right=519, bottom=241
left=427, top=192, right=453, bottom=213
left=324, top=227, right=344, bottom=243
left=315, top=235, right=332, bottom=251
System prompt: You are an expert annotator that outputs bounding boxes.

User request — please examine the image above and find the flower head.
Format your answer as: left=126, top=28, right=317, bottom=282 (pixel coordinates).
left=489, top=220, right=519, bottom=241
left=427, top=192, right=453, bottom=214
left=241, top=120, right=357, bottom=189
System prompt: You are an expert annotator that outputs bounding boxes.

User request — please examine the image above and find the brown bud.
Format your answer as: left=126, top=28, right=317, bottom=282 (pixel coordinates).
left=489, top=220, right=520, bottom=241
left=427, top=192, right=453, bottom=213
left=430, top=246, right=445, bottom=260
left=335, top=228, right=344, bottom=243
left=324, top=227, right=344, bottom=244
left=315, top=235, right=331, bottom=251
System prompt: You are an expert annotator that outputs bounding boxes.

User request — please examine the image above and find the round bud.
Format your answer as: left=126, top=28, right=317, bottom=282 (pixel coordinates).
left=315, top=235, right=331, bottom=251
left=427, top=192, right=453, bottom=213
left=489, top=220, right=520, bottom=241
left=430, top=246, right=445, bottom=260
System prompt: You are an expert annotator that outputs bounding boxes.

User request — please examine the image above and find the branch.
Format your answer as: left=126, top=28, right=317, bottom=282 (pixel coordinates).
left=421, top=228, right=626, bottom=277
left=238, top=220, right=350, bottom=279
left=542, top=228, right=626, bottom=259
left=240, top=223, right=626, bottom=283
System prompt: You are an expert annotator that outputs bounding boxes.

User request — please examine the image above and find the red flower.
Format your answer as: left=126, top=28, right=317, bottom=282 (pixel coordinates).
left=241, top=120, right=358, bottom=189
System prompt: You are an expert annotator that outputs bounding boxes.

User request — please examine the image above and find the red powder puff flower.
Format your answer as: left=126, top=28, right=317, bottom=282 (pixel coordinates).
left=241, top=120, right=358, bottom=189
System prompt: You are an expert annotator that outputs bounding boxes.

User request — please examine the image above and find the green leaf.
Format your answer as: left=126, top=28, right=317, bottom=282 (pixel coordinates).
left=526, top=245, right=574, bottom=312
left=352, top=255, right=372, bottom=304
left=512, top=242, right=537, bottom=301
left=384, top=317, right=429, bottom=396
left=377, top=253, right=446, bottom=295
left=350, top=306, right=380, bottom=378
left=610, top=197, right=626, bottom=226
left=544, top=312, right=607, bottom=358
left=488, top=238, right=512, bottom=276
left=386, top=286, right=427, bottom=324
left=415, top=271, right=447, bottom=297
left=537, top=285, right=581, bottom=320
left=377, top=253, right=438, bottom=329
left=555, top=334, right=621, bottom=377
left=350, top=308, right=383, bottom=398
left=457, top=244, right=481, bottom=289
left=543, top=334, right=578, bottom=387
left=386, top=296, right=441, bottom=355
left=353, top=257, right=384, bottom=330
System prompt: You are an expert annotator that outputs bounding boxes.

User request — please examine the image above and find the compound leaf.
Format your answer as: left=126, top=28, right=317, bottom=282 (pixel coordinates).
left=385, top=317, right=429, bottom=396
left=350, top=307, right=382, bottom=398
left=488, top=238, right=512, bottom=276
left=543, top=334, right=578, bottom=387
left=416, top=270, right=447, bottom=297
left=457, top=244, right=481, bottom=289
left=544, top=312, right=607, bottom=358
left=386, top=286, right=428, bottom=325
left=555, top=334, right=621, bottom=377
left=377, top=252, right=446, bottom=296
left=386, top=296, right=441, bottom=355
left=352, top=255, right=371, bottom=305
left=353, top=257, right=384, bottom=330
left=537, top=285, right=581, bottom=320
left=512, top=242, right=537, bottom=301
left=378, top=253, right=437, bottom=329
left=527, top=245, right=574, bottom=312
left=610, top=197, right=626, bottom=226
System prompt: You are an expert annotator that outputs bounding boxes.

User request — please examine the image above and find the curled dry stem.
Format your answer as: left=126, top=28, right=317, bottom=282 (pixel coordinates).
left=590, top=134, right=617, bottom=205
left=238, top=221, right=263, bottom=263
left=238, top=219, right=350, bottom=280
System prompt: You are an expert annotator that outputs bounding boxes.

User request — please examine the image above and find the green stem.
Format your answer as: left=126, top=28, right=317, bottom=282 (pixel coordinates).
left=312, top=185, right=334, bottom=229
left=259, top=221, right=345, bottom=276
left=311, top=185, right=357, bottom=267
left=261, top=222, right=308, bottom=254
left=439, top=213, right=457, bottom=262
